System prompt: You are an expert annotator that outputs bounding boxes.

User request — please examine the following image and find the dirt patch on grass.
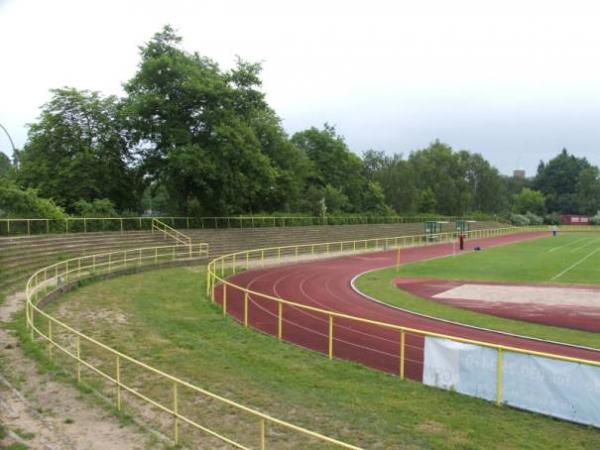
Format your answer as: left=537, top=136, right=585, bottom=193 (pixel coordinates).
left=0, top=292, right=165, bottom=449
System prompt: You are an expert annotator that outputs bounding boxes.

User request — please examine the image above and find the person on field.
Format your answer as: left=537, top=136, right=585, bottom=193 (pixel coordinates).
left=552, top=224, right=558, bottom=237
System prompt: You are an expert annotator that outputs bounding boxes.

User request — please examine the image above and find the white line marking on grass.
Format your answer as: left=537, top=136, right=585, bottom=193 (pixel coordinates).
left=547, top=237, right=587, bottom=252
left=569, top=238, right=599, bottom=253
left=551, top=247, right=600, bottom=280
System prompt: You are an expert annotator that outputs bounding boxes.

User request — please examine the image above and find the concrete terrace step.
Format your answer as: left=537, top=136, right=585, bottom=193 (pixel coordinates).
left=0, top=221, right=506, bottom=295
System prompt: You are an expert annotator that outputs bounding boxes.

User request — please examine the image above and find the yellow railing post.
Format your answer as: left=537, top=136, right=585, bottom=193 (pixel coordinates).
left=173, top=381, right=179, bottom=444
left=76, top=335, right=81, bottom=383
left=496, top=348, right=504, bottom=405
left=260, top=418, right=266, bottom=450
left=116, top=355, right=121, bottom=411
left=29, top=306, right=34, bottom=340
left=233, top=254, right=237, bottom=274
left=221, top=257, right=225, bottom=276
left=277, top=302, right=283, bottom=340
left=48, top=320, right=53, bottom=359
left=328, top=315, right=333, bottom=360
left=399, top=331, right=405, bottom=380
left=244, top=292, right=249, bottom=327
left=206, top=267, right=211, bottom=296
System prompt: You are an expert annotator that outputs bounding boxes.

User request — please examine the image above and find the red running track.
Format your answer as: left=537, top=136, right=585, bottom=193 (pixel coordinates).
left=214, top=232, right=600, bottom=382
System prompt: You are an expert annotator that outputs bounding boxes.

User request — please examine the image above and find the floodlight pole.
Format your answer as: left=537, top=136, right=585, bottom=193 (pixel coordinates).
left=0, top=122, right=17, bottom=154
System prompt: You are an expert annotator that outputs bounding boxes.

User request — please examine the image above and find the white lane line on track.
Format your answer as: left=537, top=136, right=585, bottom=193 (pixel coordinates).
left=244, top=266, right=405, bottom=359
left=551, top=247, right=600, bottom=280
left=238, top=233, right=548, bottom=359
left=229, top=232, right=564, bottom=362
left=547, top=237, right=587, bottom=252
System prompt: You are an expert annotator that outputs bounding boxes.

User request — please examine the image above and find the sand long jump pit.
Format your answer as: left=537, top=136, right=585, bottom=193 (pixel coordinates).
left=395, top=278, right=600, bottom=332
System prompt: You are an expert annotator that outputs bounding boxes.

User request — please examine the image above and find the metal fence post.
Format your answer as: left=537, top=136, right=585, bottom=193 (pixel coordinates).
left=244, top=292, right=249, bottom=327
left=328, top=315, right=333, bottom=359
left=173, top=381, right=179, bottom=444
left=260, top=418, right=266, bottom=450
left=48, top=320, right=53, bottom=359
left=76, top=336, right=81, bottom=383
left=116, top=355, right=121, bottom=411
left=399, top=331, right=405, bottom=380
left=277, top=303, right=283, bottom=340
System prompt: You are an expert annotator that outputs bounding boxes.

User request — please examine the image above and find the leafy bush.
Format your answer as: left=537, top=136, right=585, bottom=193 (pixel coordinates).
left=0, top=181, right=66, bottom=219
left=510, top=213, right=530, bottom=226
left=590, top=211, right=600, bottom=225
left=525, top=211, right=544, bottom=225
left=544, top=212, right=560, bottom=225
left=73, top=198, right=118, bottom=217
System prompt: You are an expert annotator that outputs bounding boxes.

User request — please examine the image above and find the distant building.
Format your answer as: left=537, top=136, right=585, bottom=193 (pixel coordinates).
left=560, top=214, right=590, bottom=225
left=513, top=169, right=526, bottom=179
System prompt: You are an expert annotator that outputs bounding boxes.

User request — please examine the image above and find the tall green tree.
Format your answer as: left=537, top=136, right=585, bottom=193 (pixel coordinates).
left=408, top=141, right=470, bottom=215
left=459, top=151, right=507, bottom=213
left=123, top=26, right=308, bottom=215
left=512, top=187, right=545, bottom=215
left=17, top=88, right=140, bottom=212
left=363, top=150, right=419, bottom=213
left=291, top=125, right=388, bottom=213
left=534, top=148, right=591, bottom=213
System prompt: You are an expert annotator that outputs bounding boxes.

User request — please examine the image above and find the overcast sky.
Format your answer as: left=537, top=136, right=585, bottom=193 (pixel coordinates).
left=2, top=0, right=600, bottom=175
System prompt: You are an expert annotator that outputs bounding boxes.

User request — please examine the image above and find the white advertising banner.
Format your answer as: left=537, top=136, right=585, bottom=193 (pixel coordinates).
left=503, top=351, right=600, bottom=427
left=423, top=337, right=497, bottom=401
left=423, top=336, right=600, bottom=428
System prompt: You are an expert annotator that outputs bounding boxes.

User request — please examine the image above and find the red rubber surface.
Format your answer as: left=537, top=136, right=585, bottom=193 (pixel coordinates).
left=215, top=232, right=600, bottom=382
left=395, top=278, right=600, bottom=332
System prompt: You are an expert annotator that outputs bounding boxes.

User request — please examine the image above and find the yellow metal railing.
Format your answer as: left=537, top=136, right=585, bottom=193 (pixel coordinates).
left=151, top=218, right=192, bottom=246
left=24, top=243, right=360, bottom=449
left=0, top=215, right=508, bottom=235
left=207, top=226, right=600, bottom=408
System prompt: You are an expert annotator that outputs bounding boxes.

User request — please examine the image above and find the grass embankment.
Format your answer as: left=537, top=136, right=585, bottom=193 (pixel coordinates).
left=356, top=233, right=600, bottom=348
left=31, top=266, right=600, bottom=449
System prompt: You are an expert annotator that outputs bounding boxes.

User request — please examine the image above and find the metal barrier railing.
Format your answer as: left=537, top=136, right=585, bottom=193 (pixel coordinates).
left=151, top=218, right=192, bottom=246
left=206, top=226, right=600, bottom=409
left=24, top=243, right=360, bottom=449
left=0, top=215, right=506, bottom=235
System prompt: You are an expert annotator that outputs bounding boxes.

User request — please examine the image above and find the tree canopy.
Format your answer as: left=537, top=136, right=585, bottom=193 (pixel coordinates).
left=7, top=26, right=600, bottom=220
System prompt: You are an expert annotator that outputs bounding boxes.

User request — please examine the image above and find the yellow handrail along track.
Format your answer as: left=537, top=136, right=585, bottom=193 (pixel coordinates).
left=24, top=243, right=360, bottom=449
left=206, top=226, right=600, bottom=409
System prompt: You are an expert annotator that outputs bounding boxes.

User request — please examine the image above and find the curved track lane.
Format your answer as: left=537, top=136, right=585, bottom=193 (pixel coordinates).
left=215, top=232, right=600, bottom=381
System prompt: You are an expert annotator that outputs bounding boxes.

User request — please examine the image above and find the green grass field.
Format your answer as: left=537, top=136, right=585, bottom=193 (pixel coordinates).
left=355, top=232, right=600, bottom=348
left=27, top=265, right=600, bottom=449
